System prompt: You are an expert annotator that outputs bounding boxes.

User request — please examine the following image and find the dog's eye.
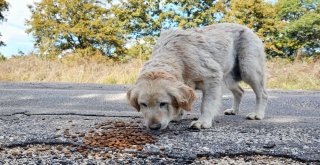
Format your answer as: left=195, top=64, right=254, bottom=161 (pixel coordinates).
left=140, top=103, right=147, bottom=107
left=160, top=102, right=168, bottom=108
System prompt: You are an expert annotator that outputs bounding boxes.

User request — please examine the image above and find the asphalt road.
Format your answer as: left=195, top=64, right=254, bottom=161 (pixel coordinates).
left=0, top=82, right=319, bottom=164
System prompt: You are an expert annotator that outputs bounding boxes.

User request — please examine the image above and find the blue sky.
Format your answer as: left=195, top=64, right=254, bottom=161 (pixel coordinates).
left=0, top=0, right=40, bottom=57
left=0, top=0, right=277, bottom=58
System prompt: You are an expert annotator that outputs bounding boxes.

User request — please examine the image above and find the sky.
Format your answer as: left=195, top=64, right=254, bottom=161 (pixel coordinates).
left=0, top=0, right=277, bottom=58
left=0, top=0, right=40, bottom=57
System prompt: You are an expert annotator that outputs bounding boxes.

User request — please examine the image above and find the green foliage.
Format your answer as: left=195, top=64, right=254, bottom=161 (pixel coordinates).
left=287, top=11, right=320, bottom=54
left=276, top=11, right=320, bottom=56
left=0, top=53, right=6, bottom=61
left=25, top=0, right=319, bottom=60
left=0, top=0, right=9, bottom=47
left=26, top=0, right=126, bottom=59
left=126, top=37, right=154, bottom=61
left=111, top=0, right=162, bottom=38
left=277, top=0, right=317, bottom=21
left=275, top=0, right=320, bottom=57
left=222, top=0, right=286, bottom=58
left=161, top=0, right=222, bottom=29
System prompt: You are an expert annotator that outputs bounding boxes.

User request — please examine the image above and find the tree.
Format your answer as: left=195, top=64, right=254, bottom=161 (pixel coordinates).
left=161, top=0, right=225, bottom=29
left=109, top=0, right=162, bottom=60
left=222, top=0, right=284, bottom=58
left=275, top=0, right=320, bottom=56
left=26, top=0, right=126, bottom=59
left=0, top=53, right=6, bottom=61
left=111, top=0, right=162, bottom=38
left=0, top=0, right=9, bottom=47
left=110, top=0, right=230, bottom=60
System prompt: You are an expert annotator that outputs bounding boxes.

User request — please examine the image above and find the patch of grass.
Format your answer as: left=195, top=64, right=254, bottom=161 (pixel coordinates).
left=0, top=55, right=319, bottom=90
left=0, top=55, right=142, bottom=84
left=265, top=58, right=320, bottom=90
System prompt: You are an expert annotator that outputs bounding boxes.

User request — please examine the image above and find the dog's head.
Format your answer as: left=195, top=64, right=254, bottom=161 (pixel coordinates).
left=127, top=71, right=196, bottom=130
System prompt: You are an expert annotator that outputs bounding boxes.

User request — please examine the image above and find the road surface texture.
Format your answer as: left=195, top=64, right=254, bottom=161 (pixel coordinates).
left=0, top=82, right=319, bottom=164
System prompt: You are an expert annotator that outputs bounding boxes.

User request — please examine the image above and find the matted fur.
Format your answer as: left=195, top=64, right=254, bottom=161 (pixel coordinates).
left=127, top=23, right=268, bottom=130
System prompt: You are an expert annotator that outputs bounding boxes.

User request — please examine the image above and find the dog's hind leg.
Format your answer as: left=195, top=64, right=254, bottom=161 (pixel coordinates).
left=237, top=30, right=268, bottom=120
left=241, top=68, right=268, bottom=120
left=224, top=74, right=244, bottom=115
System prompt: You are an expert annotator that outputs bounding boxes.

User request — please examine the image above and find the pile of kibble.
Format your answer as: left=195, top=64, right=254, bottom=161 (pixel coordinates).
left=63, top=121, right=156, bottom=151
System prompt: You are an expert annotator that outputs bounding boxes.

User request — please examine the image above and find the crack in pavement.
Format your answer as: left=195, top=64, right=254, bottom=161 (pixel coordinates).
left=195, top=151, right=320, bottom=163
left=2, top=141, right=73, bottom=149
left=0, top=112, right=142, bottom=118
left=1, top=140, right=318, bottom=163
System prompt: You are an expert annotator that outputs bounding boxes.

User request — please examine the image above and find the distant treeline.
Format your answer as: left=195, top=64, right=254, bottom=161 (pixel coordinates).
left=1, top=0, right=320, bottom=60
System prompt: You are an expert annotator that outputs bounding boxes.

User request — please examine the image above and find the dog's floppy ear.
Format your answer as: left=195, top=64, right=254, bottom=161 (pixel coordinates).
left=127, top=87, right=140, bottom=112
left=169, top=83, right=196, bottom=111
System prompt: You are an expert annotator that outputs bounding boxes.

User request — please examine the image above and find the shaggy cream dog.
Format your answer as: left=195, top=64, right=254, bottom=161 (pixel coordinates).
left=127, top=23, right=268, bottom=130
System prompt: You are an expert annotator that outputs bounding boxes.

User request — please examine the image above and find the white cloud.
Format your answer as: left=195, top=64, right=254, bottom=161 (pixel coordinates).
left=0, top=0, right=40, bottom=57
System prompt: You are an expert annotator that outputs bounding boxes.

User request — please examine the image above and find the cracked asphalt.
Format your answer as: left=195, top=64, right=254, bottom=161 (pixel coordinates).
left=0, top=82, right=319, bottom=164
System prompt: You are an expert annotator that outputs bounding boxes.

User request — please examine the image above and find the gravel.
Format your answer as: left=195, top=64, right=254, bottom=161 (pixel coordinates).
left=1, top=83, right=319, bottom=164
left=0, top=115, right=318, bottom=164
left=0, top=144, right=311, bottom=164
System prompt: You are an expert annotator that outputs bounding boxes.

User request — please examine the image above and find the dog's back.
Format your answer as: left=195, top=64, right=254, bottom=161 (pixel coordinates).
left=198, top=23, right=266, bottom=83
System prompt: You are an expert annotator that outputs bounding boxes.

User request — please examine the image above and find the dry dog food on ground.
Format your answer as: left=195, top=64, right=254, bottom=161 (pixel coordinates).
left=64, top=120, right=156, bottom=151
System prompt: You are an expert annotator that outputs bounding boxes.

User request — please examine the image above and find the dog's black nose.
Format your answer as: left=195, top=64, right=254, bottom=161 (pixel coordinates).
left=149, top=123, right=161, bottom=130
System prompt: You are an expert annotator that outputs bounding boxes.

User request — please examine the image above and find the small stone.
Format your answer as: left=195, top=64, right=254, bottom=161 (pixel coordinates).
left=263, top=141, right=276, bottom=149
left=254, top=149, right=263, bottom=153
left=88, top=154, right=94, bottom=160
left=159, top=146, right=165, bottom=151
left=10, top=150, right=20, bottom=156
left=62, top=148, right=70, bottom=154
left=56, top=145, right=63, bottom=151
left=245, top=139, right=253, bottom=145
left=115, top=122, right=125, bottom=127
left=25, top=150, right=33, bottom=156
left=137, top=146, right=143, bottom=151
left=37, top=147, right=47, bottom=151
left=117, top=153, right=123, bottom=158
left=202, top=147, right=210, bottom=152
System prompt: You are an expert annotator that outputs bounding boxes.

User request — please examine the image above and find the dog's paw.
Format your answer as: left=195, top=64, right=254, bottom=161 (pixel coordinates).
left=189, top=119, right=212, bottom=129
left=224, top=108, right=237, bottom=115
left=246, top=112, right=264, bottom=120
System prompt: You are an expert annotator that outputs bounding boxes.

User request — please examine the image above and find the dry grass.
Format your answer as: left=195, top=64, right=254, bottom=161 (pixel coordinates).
left=0, top=55, right=319, bottom=90
left=0, top=55, right=143, bottom=84
left=265, top=58, right=320, bottom=90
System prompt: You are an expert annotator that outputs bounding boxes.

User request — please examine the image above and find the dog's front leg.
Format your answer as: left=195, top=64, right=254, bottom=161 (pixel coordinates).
left=190, top=80, right=222, bottom=129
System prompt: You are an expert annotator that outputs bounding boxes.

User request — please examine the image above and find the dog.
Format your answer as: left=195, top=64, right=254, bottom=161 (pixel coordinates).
left=127, top=23, right=268, bottom=130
